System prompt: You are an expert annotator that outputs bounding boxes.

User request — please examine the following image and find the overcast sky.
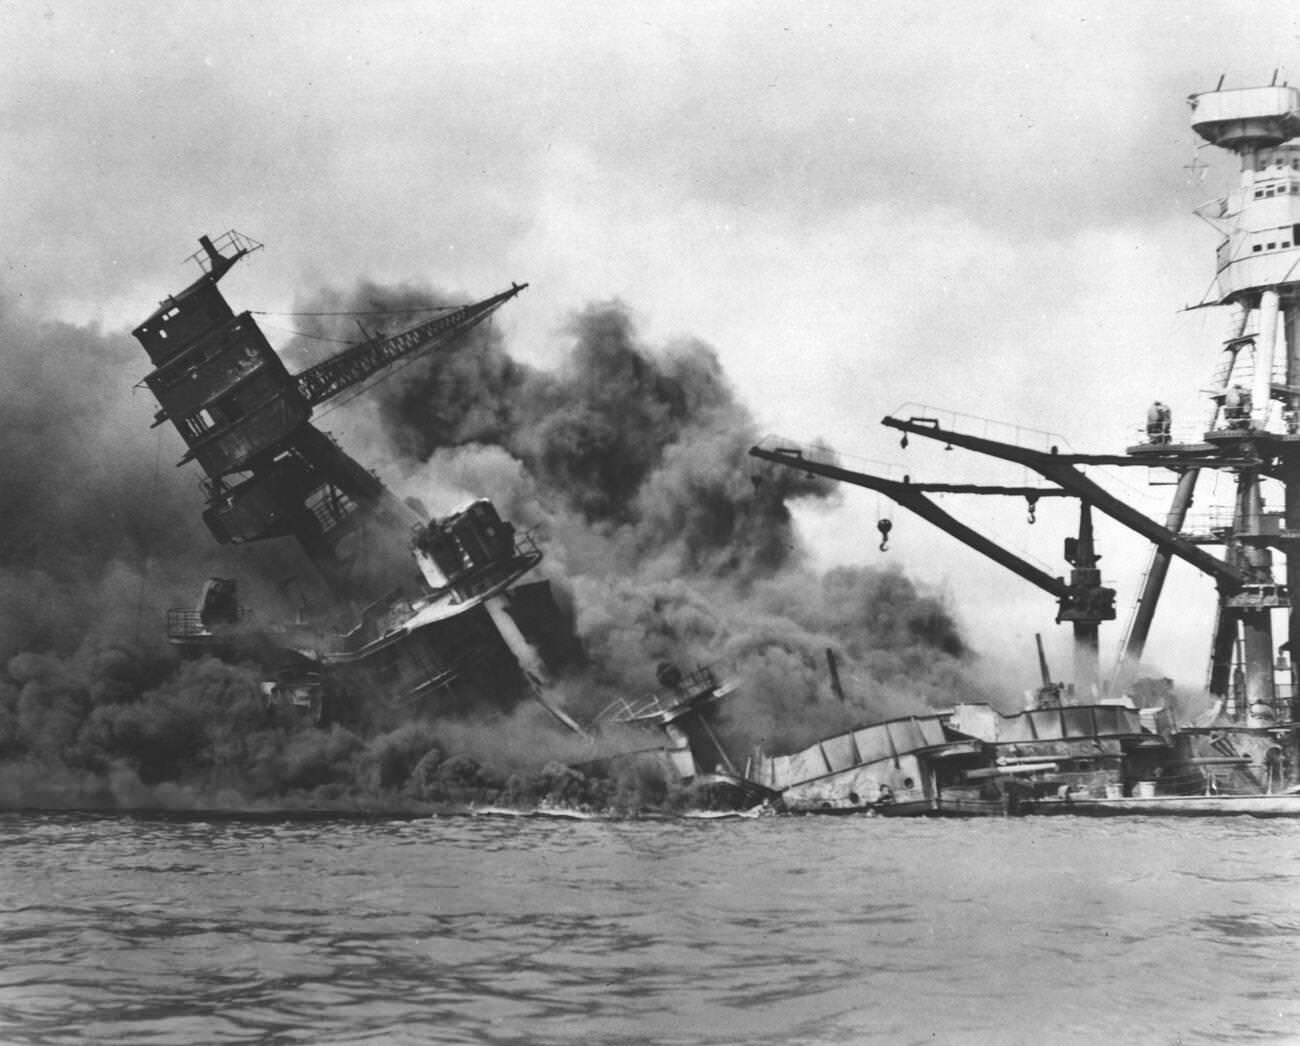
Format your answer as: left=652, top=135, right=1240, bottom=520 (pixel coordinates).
left=6, top=1, right=1300, bottom=688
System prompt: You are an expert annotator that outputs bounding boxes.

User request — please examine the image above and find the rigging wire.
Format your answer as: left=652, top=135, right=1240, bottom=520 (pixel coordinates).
left=249, top=305, right=459, bottom=317
left=257, top=321, right=358, bottom=345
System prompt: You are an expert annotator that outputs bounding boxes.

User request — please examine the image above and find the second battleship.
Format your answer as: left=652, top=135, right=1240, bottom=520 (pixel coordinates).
left=742, top=79, right=1300, bottom=816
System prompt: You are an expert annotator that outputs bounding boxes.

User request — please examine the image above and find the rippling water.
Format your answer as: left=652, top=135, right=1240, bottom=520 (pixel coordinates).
left=2, top=811, right=1299, bottom=1045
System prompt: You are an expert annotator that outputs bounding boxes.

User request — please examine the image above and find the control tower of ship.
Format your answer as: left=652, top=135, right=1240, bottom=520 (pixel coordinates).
left=1185, top=83, right=1300, bottom=725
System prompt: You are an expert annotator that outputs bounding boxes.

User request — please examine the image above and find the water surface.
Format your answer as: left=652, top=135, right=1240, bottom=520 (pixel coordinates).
left=2, top=812, right=1298, bottom=1044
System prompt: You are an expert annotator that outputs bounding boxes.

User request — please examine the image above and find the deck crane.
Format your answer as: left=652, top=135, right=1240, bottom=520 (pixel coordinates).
left=292, top=282, right=527, bottom=407
left=753, top=408, right=1265, bottom=702
left=133, top=231, right=527, bottom=599
left=879, top=415, right=1249, bottom=591
left=749, top=442, right=1116, bottom=691
left=881, top=415, right=1280, bottom=705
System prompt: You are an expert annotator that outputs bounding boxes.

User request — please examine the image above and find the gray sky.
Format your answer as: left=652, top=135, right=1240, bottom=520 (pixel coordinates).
left=5, top=1, right=1299, bottom=688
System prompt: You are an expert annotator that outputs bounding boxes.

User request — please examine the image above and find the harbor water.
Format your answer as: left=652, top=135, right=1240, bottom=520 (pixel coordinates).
left=2, top=811, right=1299, bottom=1045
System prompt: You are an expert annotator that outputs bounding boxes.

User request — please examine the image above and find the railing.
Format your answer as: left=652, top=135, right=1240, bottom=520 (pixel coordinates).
left=1128, top=422, right=1209, bottom=447
left=307, top=488, right=358, bottom=534
left=166, top=609, right=207, bottom=638
left=597, top=695, right=668, bottom=724
left=1224, top=584, right=1291, bottom=609
left=165, top=606, right=250, bottom=640
left=1176, top=506, right=1237, bottom=540
left=596, top=666, right=723, bottom=724
left=437, top=528, right=544, bottom=602
left=514, top=529, right=541, bottom=561
left=185, top=229, right=263, bottom=274
left=885, top=403, right=1075, bottom=455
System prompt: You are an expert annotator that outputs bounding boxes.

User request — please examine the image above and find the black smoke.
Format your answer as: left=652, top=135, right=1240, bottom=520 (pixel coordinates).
left=0, top=278, right=988, bottom=811
left=294, top=282, right=990, bottom=752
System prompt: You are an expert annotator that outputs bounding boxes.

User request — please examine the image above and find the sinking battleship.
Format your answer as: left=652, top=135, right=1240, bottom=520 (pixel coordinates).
left=131, top=231, right=764, bottom=812
left=133, top=232, right=583, bottom=733
left=740, top=80, right=1300, bottom=817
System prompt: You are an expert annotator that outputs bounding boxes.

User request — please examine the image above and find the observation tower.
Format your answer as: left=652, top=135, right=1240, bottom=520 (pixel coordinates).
left=1178, top=83, right=1300, bottom=726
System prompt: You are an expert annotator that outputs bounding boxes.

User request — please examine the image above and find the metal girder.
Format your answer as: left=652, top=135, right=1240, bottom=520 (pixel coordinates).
left=1116, top=468, right=1201, bottom=683
left=886, top=482, right=1071, bottom=497
left=883, top=416, right=1246, bottom=592
left=294, top=283, right=528, bottom=406
left=749, top=445, right=1070, bottom=598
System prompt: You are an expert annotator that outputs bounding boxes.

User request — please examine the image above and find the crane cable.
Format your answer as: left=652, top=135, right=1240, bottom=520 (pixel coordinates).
left=258, top=322, right=357, bottom=345
left=249, top=305, right=459, bottom=317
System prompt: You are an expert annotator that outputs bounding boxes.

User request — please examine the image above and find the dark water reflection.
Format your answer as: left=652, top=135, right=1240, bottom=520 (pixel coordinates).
left=2, top=813, right=1299, bottom=1044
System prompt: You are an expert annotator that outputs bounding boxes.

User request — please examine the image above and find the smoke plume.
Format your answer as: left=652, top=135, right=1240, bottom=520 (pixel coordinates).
left=296, top=283, right=991, bottom=752
left=0, top=277, right=988, bottom=811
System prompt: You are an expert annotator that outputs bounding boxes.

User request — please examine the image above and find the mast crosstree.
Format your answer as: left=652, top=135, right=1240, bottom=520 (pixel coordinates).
left=134, top=232, right=526, bottom=600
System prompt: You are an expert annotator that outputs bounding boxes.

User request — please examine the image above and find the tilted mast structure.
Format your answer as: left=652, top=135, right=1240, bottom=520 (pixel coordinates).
left=133, top=232, right=526, bottom=602
left=130, top=232, right=587, bottom=725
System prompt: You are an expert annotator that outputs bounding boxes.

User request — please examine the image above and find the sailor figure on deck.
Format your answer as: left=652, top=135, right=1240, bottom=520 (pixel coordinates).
left=1224, top=385, right=1252, bottom=429
left=1146, top=401, right=1172, bottom=444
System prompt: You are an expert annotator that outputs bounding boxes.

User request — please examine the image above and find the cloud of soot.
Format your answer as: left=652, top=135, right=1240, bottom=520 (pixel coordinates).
left=303, top=283, right=993, bottom=756
left=0, top=281, right=988, bottom=811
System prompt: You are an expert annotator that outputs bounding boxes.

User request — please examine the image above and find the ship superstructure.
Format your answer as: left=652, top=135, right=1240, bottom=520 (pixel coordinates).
left=134, top=233, right=526, bottom=601
left=743, top=80, right=1300, bottom=812
left=134, top=233, right=578, bottom=726
left=1176, top=83, right=1300, bottom=723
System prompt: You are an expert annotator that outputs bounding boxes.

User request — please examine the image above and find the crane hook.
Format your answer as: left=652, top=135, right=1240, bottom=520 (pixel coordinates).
left=1026, top=495, right=1039, bottom=525
left=877, top=517, right=893, bottom=552
left=900, top=433, right=909, bottom=449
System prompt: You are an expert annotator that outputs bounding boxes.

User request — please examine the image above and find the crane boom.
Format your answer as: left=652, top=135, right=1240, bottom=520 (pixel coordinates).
left=749, top=444, right=1070, bottom=597
left=295, top=282, right=528, bottom=406
left=882, top=415, right=1246, bottom=591
left=750, top=440, right=1117, bottom=690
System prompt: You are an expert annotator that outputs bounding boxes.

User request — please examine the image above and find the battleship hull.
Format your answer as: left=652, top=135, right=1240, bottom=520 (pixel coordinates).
left=1029, top=792, right=1300, bottom=818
